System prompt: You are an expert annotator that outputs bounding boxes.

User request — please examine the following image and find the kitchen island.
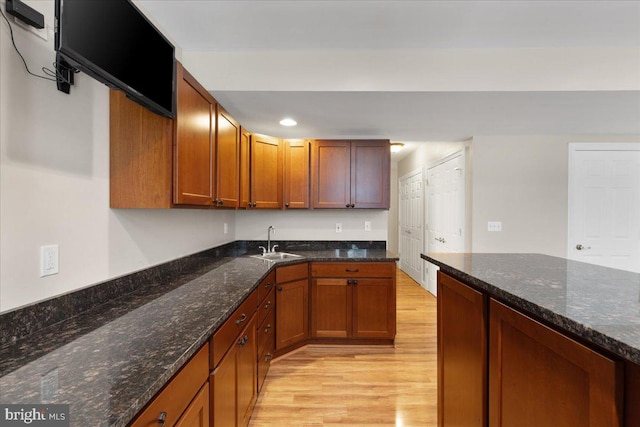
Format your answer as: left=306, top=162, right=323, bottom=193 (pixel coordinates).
left=422, top=252, right=640, bottom=427
left=0, top=243, right=397, bottom=427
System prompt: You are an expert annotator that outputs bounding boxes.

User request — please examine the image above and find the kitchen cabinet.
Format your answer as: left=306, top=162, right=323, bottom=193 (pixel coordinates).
left=284, top=139, right=310, bottom=209
left=215, top=105, right=240, bottom=207
left=489, top=299, right=622, bottom=427
left=275, top=263, right=309, bottom=352
left=239, top=128, right=251, bottom=209
left=249, top=134, right=283, bottom=209
left=437, top=271, right=625, bottom=427
left=257, top=271, right=276, bottom=391
left=130, top=344, right=209, bottom=427
left=311, top=139, right=390, bottom=209
left=110, top=90, right=174, bottom=208
left=437, top=271, right=487, bottom=427
left=310, top=262, right=396, bottom=340
left=173, top=63, right=216, bottom=206
left=211, top=290, right=259, bottom=427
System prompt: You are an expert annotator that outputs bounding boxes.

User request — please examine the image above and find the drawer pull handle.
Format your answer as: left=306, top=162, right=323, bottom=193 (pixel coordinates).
left=236, top=313, right=247, bottom=325
left=264, top=282, right=272, bottom=289
left=238, top=335, right=248, bottom=346
left=158, top=412, right=167, bottom=426
left=264, top=324, right=271, bottom=333
left=265, top=353, right=273, bottom=362
left=345, top=268, right=359, bottom=273
left=264, top=301, right=272, bottom=309
left=277, top=287, right=283, bottom=292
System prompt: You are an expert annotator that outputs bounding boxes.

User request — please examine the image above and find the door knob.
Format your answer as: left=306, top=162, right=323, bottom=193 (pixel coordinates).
left=576, top=244, right=591, bottom=250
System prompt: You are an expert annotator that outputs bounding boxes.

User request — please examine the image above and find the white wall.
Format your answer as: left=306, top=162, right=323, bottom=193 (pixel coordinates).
left=471, top=135, right=640, bottom=257
left=236, top=210, right=387, bottom=243
left=0, top=2, right=238, bottom=312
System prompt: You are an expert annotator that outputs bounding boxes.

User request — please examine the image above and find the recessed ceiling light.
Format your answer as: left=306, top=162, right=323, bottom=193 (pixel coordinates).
left=279, top=118, right=297, bottom=127
left=390, top=143, right=405, bottom=153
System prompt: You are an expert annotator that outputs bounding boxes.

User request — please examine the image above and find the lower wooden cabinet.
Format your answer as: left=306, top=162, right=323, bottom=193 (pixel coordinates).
left=437, top=272, right=625, bottom=427
left=130, top=344, right=209, bottom=427
left=489, top=299, right=623, bottom=427
left=310, top=262, right=396, bottom=340
left=437, top=271, right=487, bottom=427
left=275, top=264, right=309, bottom=351
left=212, top=314, right=257, bottom=427
left=175, top=383, right=209, bottom=427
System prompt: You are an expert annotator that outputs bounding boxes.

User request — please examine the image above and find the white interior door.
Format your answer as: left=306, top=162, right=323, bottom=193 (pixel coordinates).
left=399, top=170, right=424, bottom=286
left=568, top=143, right=640, bottom=273
left=427, top=153, right=466, bottom=295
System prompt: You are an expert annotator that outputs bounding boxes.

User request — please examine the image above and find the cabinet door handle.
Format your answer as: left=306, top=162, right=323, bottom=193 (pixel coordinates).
left=238, top=335, right=248, bottom=346
left=350, top=204, right=355, bottom=208
left=247, top=202, right=252, bottom=207
left=345, top=204, right=350, bottom=208
left=157, top=412, right=167, bottom=426
left=352, top=280, right=358, bottom=285
left=265, top=353, right=273, bottom=362
left=264, top=324, right=271, bottom=334
left=285, top=203, right=289, bottom=208
left=236, top=313, right=247, bottom=325
left=347, top=280, right=352, bottom=285
left=277, top=286, right=283, bottom=292
left=345, top=268, right=359, bottom=273
left=219, top=200, right=224, bottom=206
left=253, top=202, right=257, bottom=207
left=264, top=301, right=272, bottom=310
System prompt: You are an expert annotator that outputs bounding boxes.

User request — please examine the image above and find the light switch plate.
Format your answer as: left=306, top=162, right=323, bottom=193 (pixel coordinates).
left=488, top=221, right=502, bottom=232
left=335, top=223, right=342, bottom=233
left=364, top=221, right=372, bottom=231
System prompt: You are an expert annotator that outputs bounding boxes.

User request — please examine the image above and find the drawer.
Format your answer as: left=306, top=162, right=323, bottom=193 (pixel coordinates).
left=310, top=262, right=395, bottom=278
left=131, top=343, right=209, bottom=427
left=211, top=289, right=259, bottom=368
left=257, top=340, right=275, bottom=392
left=276, top=262, right=308, bottom=283
left=258, top=309, right=275, bottom=356
left=258, top=287, right=275, bottom=325
left=258, top=270, right=276, bottom=303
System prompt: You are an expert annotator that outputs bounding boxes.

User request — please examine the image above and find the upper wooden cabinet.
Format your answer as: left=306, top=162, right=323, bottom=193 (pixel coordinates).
left=173, top=63, right=216, bottom=206
left=239, top=128, right=251, bottom=209
left=215, top=106, right=240, bottom=208
left=284, top=139, right=310, bottom=209
left=311, top=139, right=390, bottom=209
left=250, top=134, right=283, bottom=209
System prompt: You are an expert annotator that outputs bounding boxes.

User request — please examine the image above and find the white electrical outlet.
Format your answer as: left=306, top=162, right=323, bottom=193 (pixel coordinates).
left=488, top=221, right=502, bottom=232
left=40, top=245, right=59, bottom=277
left=364, top=221, right=372, bottom=231
left=335, top=223, right=342, bottom=233
left=223, top=223, right=228, bottom=234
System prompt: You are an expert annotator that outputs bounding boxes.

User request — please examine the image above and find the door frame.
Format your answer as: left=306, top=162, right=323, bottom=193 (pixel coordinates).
left=567, top=142, right=640, bottom=263
left=398, top=167, right=425, bottom=287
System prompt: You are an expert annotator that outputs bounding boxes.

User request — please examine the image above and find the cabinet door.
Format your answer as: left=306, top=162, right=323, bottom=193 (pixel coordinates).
left=236, top=316, right=257, bottom=427
left=284, top=139, right=310, bottom=209
left=216, top=106, right=240, bottom=208
left=352, top=278, right=395, bottom=339
left=276, top=279, right=309, bottom=350
left=175, top=383, right=209, bottom=427
left=311, top=278, right=351, bottom=338
left=437, top=272, right=487, bottom=427
left=174, top=63, right=215, bottom=206
left=239, top=128, right=251, bottom=208
left=489, top=299, right=623, bottom=427
left=311, top=140, right=351, bottom=209
left=212, top=349, right=237, bottom=427
left=351, top=140, right=390, bottom=209
left=250, top=134, right=283, bottom=209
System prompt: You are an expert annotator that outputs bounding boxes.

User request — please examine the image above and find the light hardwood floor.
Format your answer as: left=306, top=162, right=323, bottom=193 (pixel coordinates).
left=249, top=269, right=438, bottom=426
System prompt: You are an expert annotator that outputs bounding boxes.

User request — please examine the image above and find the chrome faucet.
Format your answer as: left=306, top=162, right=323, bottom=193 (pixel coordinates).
left=267, top=225, right=276, bottom=253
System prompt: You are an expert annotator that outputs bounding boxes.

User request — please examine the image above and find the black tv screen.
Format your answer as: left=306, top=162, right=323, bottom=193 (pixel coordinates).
left=55, top=0, right=175, bottom=118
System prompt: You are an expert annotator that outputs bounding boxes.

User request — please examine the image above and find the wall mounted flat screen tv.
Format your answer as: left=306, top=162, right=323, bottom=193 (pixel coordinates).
left=55, top=0, right=175, bottom=118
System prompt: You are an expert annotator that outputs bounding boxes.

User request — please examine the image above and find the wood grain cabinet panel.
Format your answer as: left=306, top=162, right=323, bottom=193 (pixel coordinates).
left=215, top=106, right=240, bottom=207
left=311, top=139, right=390, bottom=209
left=250, top=134, right=283, bottom=209
left=174, top=383, right=209, bottom=427
left=489, top=299, right=623, bottom=427
left=311, top=278, right=351, bottom=338
left=239, top=128, right=251, bottom=208
left=437, top=271, right=487, bottom=427
left=173, top=63, right=215, bottom=206
left=352, top=278, right=395, bottom=338
left=284, top=139, right=310, bottom=209
left=275, top=278, right=309, bottom=350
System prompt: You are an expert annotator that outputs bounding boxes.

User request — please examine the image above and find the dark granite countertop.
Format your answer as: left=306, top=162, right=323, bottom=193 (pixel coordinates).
left=0, top=248, right=397, bottom=427
left=422, top=252, right=640, bottom=365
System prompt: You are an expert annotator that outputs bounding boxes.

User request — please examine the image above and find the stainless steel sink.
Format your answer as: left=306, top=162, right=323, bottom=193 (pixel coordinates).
left=250, top=252, right=303, bottom=261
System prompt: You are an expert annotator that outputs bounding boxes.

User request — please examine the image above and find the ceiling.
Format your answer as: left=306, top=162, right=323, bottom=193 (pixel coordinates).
left=139, top=1, right=640, bottom=154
